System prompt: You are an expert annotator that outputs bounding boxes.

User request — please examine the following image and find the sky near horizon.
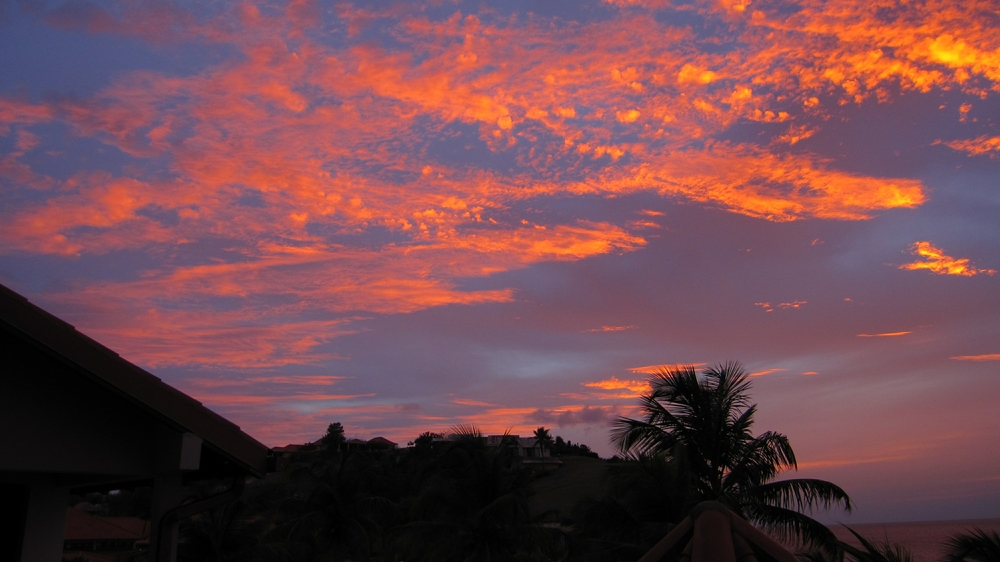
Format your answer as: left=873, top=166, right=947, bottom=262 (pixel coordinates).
left=1, top=0, right=999, bottom=523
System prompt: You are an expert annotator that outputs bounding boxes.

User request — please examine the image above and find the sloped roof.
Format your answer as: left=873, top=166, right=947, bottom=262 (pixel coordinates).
left=0, top=283, right=268, bottom=477
left=64, top=508, right=150, bottom=540
left=639, top=501, right=799, bottom=562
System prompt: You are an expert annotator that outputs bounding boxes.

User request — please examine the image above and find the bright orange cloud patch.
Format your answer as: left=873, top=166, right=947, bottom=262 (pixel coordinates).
left=900, top=242, right=996, bottom=276
left=944, top=136, right=1000, bottom=157
left=584, top=376, right=650, bottom=393
left=857, top=331, right=911, bottom=337
left=749, top=368, right=786, bottom=377
left=951, top=354, right=1000, bottom=361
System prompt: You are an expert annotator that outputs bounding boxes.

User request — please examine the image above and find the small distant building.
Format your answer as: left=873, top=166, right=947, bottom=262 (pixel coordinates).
left=344, top=438, right=368, bottom=450
left=269, top=436, right=398, bottom=470
left=485, top=435, right=562, bottom=468
left=366, top=436, right=397, bottom=450
left=269, top=443, right=310, bottom=472
left=0, top=284, right=268, bottom=562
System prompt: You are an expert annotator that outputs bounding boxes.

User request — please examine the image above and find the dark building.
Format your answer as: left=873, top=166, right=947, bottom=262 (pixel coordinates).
left=0, top=284, right=268, bottom=562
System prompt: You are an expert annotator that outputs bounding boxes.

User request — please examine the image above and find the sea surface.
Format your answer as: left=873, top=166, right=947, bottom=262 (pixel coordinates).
left=829, top=519, right=1000, bottom=562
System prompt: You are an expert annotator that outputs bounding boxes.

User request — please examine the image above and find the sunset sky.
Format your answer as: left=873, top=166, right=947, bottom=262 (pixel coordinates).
left=2, top=0, right=999, bottom=523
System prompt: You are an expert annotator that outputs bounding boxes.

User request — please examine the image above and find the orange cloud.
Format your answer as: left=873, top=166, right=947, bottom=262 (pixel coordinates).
left=900, top=242, right=996, bottom=276
left=951, top=354, right=1000, bottom=361
left=0, top=175, right=176, bottom=255
left=452, top=398, right=495, bottom=407
left=857, top=331, right=911, bottom=337
left=178, top=372, right=376, bottom=412
left=944, top=135, right=1000, bottom=157
left=797, top=454, right=911, bottom=470
left=13, top=0, right=996, bottom=370
left=196, top=393, right=375, bottom=407
left=187, top=375, right=347, bottom=388
left=584, top=376, right=650, bottom=393
left=627, top=363, right=706, bottom=374
left=755, top=301, right=805, bottom=312
left=583, top=325, right=637, bottom=333
left=553, top=145, right=924, bottom=222
left=749, top=368, right=787, bottom=377
left=49, top=301, right=358, bottom=368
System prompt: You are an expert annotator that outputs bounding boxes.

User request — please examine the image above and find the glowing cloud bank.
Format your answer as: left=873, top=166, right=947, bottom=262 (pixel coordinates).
left=5, top=0, right=977, bottom=364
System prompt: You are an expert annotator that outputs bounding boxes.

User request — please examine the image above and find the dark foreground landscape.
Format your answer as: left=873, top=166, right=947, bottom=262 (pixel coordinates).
left=60, top=364, right=1000, bottom=561
left=65, top=447, right=1000, bottom=562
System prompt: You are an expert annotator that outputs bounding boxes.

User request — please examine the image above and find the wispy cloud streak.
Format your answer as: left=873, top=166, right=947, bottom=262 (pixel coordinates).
left=900, top=242, right=996, bottom=276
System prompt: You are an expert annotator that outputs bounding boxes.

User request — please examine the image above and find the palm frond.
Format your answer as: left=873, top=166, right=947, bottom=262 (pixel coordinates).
left=944, top=527, right=1000, bottom=562
left=746, top=503, right=840, bottom=549
left=610, top=416, right=676, bottom=456
left=752, top=479, right=853, bottom=513
left=840, top=527, right=913, bottom=562
left=722, top=431, right=796, bottom=493
left=449, top=423, right=484, bottom=440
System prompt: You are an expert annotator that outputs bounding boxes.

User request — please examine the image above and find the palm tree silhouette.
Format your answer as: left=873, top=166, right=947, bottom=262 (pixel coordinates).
left=945, top=528, right=1000, bottom=562
left=611, top=362, right=852, bottom=547
left=533, top=426, right=554, bottom=456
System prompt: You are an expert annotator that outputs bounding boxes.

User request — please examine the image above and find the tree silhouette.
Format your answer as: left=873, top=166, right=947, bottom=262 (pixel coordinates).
left=321, top=422, right=346, bottom=450
left=279, top=448, right=395, bottom=561
left=396, top=425, right=558, bottom=561
left=945, top=528, right=1000, bottom=562
left=611, top=362, right=852, bottom=547
left=533, top=427, right=554, bottom=456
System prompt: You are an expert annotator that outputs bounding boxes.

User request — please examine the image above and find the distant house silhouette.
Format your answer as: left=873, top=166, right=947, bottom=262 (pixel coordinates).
left=485, top=435, right=562, bottom=468
left=365, top=436, right=397, bottom=450
left=0, top=284, right=268, bottom=562
left=270, top=436, right=398, bottom=470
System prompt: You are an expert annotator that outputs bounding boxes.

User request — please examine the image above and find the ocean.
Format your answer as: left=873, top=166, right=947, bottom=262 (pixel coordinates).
left=829, top=519, right=1000, bottom=562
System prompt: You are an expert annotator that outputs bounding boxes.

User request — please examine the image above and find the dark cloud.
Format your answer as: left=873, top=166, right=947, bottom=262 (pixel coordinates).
left=527, top=405, right=618, bottom=427
left=41, top=0, right=119, bottom=34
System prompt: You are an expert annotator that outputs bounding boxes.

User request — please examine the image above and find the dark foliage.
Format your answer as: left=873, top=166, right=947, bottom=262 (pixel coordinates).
left=610, top=362, right=852, bottom=549
left=551, top=436, right=599, bottom=458
left=945, top=528, right=1000, bottom=562
left=572, top=453, right=693, bottom=561
left=170, top=424, right=592, bottom=561
left=829, top=527, right=913, bottom=562
left=139, top=392, right=856, bottom=562
left=396, top=425, right=562, bottom=562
